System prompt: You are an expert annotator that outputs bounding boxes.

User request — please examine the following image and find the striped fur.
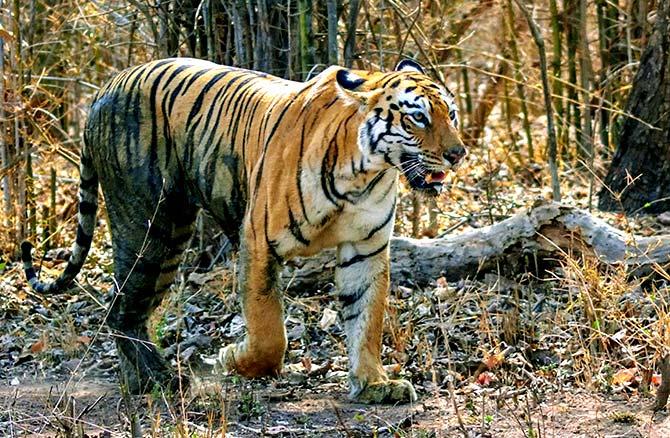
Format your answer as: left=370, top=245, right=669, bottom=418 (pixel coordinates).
left=22, top=58, right=465, bottom=401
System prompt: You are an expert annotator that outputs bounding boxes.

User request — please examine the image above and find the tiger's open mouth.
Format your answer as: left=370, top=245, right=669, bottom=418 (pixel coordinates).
left=399, top=154, right=448, bottom=196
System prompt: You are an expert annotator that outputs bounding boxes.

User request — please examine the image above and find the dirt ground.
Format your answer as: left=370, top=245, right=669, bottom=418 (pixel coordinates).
left=3, top=224, right=670, bottom=437
left=2, top=374, right=670, bottom=437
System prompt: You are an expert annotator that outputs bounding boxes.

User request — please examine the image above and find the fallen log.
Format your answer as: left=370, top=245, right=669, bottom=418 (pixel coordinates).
left=282, top=202, right=670, bottom=289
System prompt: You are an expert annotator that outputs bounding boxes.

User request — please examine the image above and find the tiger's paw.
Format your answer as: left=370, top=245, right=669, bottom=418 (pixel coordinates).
left=216, top=343, right=238, bottom=374
left=216, top=342, right=283, bottom=378
left=351, top=379, right=418, bottom=404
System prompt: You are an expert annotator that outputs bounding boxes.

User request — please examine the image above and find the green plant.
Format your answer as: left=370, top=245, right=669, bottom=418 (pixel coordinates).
left=237, top=390, right=265, bottom=420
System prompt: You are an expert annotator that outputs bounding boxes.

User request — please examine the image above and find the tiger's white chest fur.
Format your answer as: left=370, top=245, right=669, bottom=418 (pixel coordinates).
left=272, top=168, right=398, bottom=259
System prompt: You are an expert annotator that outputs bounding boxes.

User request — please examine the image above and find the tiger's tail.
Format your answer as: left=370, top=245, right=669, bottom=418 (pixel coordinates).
left=21, top=141, right=98, bottom=294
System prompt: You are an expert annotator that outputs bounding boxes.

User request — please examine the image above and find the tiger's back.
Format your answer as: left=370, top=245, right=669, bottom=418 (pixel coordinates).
left=87, top=58, right=303, bottom=240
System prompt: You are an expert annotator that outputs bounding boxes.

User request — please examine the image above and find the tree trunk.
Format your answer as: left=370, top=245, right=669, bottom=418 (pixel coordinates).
left=326, top=0, right=339, bottom=65
left=598, top=0, right=670, bottom=214
left=343, top=0, right=361, bottom=68
left=281, top=202, right=670, bottom=290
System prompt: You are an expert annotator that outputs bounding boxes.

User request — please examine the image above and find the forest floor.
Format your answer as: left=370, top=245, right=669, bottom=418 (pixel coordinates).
left=3, top=237, right=670, bottom=437
left=3, top=156, right=670, bottom=436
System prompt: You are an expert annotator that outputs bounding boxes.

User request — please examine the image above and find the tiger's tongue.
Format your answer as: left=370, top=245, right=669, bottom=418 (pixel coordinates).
left=425, top=171, right=446, bottom=184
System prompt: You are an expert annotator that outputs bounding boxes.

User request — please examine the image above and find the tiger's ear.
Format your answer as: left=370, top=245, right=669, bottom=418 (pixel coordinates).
left=335, top=69, right=369, bottom=105
left=395, top=59, right=425, bottom=74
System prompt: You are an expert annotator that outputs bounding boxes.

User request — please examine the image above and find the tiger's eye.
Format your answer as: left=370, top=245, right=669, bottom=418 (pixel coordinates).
left=411, top=112, right=427, bottom=125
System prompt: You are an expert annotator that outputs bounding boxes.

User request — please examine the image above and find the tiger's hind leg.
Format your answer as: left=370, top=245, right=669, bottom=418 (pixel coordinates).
left=105, top=196, right=196, bottom=395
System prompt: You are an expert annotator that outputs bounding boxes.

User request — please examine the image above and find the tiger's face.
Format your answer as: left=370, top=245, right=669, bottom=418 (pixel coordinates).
left=336, top=60, right=466, bottom=196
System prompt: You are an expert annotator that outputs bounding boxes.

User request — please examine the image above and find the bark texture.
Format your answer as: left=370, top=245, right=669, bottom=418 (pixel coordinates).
left=282, top=202, right=670, bottom=289
left=598, top=0, right=670, bottom=213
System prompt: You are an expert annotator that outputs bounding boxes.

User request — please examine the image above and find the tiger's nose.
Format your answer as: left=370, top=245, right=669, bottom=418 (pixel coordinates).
left=443, top=144, right=467, bottom=165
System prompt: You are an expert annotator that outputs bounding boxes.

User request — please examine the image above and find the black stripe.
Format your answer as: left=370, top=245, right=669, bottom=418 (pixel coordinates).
left=251, top=97, right=289, bottom=202
left=343, top=171, right=388, bottom=201
left=126, top=70, right=145, bottom=166
left=324, top=97, right=338, bottom=110
left=133, top=260, right=162, bottom=277
left=339, top=283, right=368, bottom=306
left=326, top=139, right=347, bottom=201
left=185, top=71, right=230, bottom=127
left=320, top=141, right=340, bottom=207
left=263, top=86, right=312, bottom=148
left=180, top=68, right=209, bottom=95
left=79, top=200, right=97, bottom=216
left=227, top=78, right=258, bottom=144
left=338, top=243, right=387, bottom=268
left=163, top=64, right=190, bottom=90
left=160, top=262, right=181, bottom=273
left=380, top=73, right=401, bottom=88
left=79, top=174, right=97, bottom=191
left=296, top=125, right=310, bottom=223
left=239, top=93, right=264, bottom=189
left=202, top=73, right=243, bottom=144
left=288, top=207, right=309, bottom=245
left=143, top=59, right=175, bottom=81
left=363, top=206, right=395, bottom=241
left=21, top=241, right=33, bottom=263
left=148, top=63, right=171, bottom=196
left=63, top=262, right=82, bottom=278
left=167, top=75, right=189, bottom=115
left=343, top=310, right=361, bottom=321
left=75, top=224, right=93, bottom=248
left=264, top=204, right=282, bottom=262
left=25, top=267, right=36, bottom=281
left=80, top=153, right=93, bottom=168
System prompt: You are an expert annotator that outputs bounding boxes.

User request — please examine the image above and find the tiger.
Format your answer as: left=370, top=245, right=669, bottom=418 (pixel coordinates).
left=21, top=57, right=466, bottom=404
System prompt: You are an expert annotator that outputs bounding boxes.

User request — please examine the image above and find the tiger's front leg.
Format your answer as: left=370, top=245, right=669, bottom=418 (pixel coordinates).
left=218, top=238, right=287, bottom=377
left=336, top=240, right=417, bottom=404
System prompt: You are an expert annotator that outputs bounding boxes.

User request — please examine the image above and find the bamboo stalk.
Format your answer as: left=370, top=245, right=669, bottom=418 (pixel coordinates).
left=326, top=0, right=338, bottom=65
left=514, top=0, right=561, bottom=201
left=41, top=205, right=50, bottom=250
left=50, top=167, right=57, bottom=247
left=596, top=0, right=610, bottom=151
left=457, top=49, right=473, bottom=127
left=245, top=0, right=257, bottom=68
left=549, top=0, right=564, bottom=151
left=578, top=0, right=593, bottom=165
left=256, top=0, right=270, bottom=72
left=298, top=0, right=313, bottom=78
left=127, top=11, right=137, bottom=67
left=343, top=0, right=361, bottom=68
left=204, top=0, right=216, bottom=62
left=565, top=0, right=581, bottom=159
left=231, top=0, right=251, bottom=68
left=287, top=0, right=293, bottom=78
left=0, top=0, right=10, bottom=232
left=26, top=146, right=35, bottom=238
left=13, top=0, right=25, bottom=246
left=502, top=74, right=519, bottom=156
left=504, top=0, right=534, bottom=161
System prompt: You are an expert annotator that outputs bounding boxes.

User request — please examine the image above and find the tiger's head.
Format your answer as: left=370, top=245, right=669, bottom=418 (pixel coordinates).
left=335, top=60, right=466, bottom=196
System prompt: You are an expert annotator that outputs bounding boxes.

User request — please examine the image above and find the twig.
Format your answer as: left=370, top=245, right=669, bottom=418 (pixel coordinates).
left=514, top=0, right=561, bottom=201
left=329, top=400, right=354, bottom=438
